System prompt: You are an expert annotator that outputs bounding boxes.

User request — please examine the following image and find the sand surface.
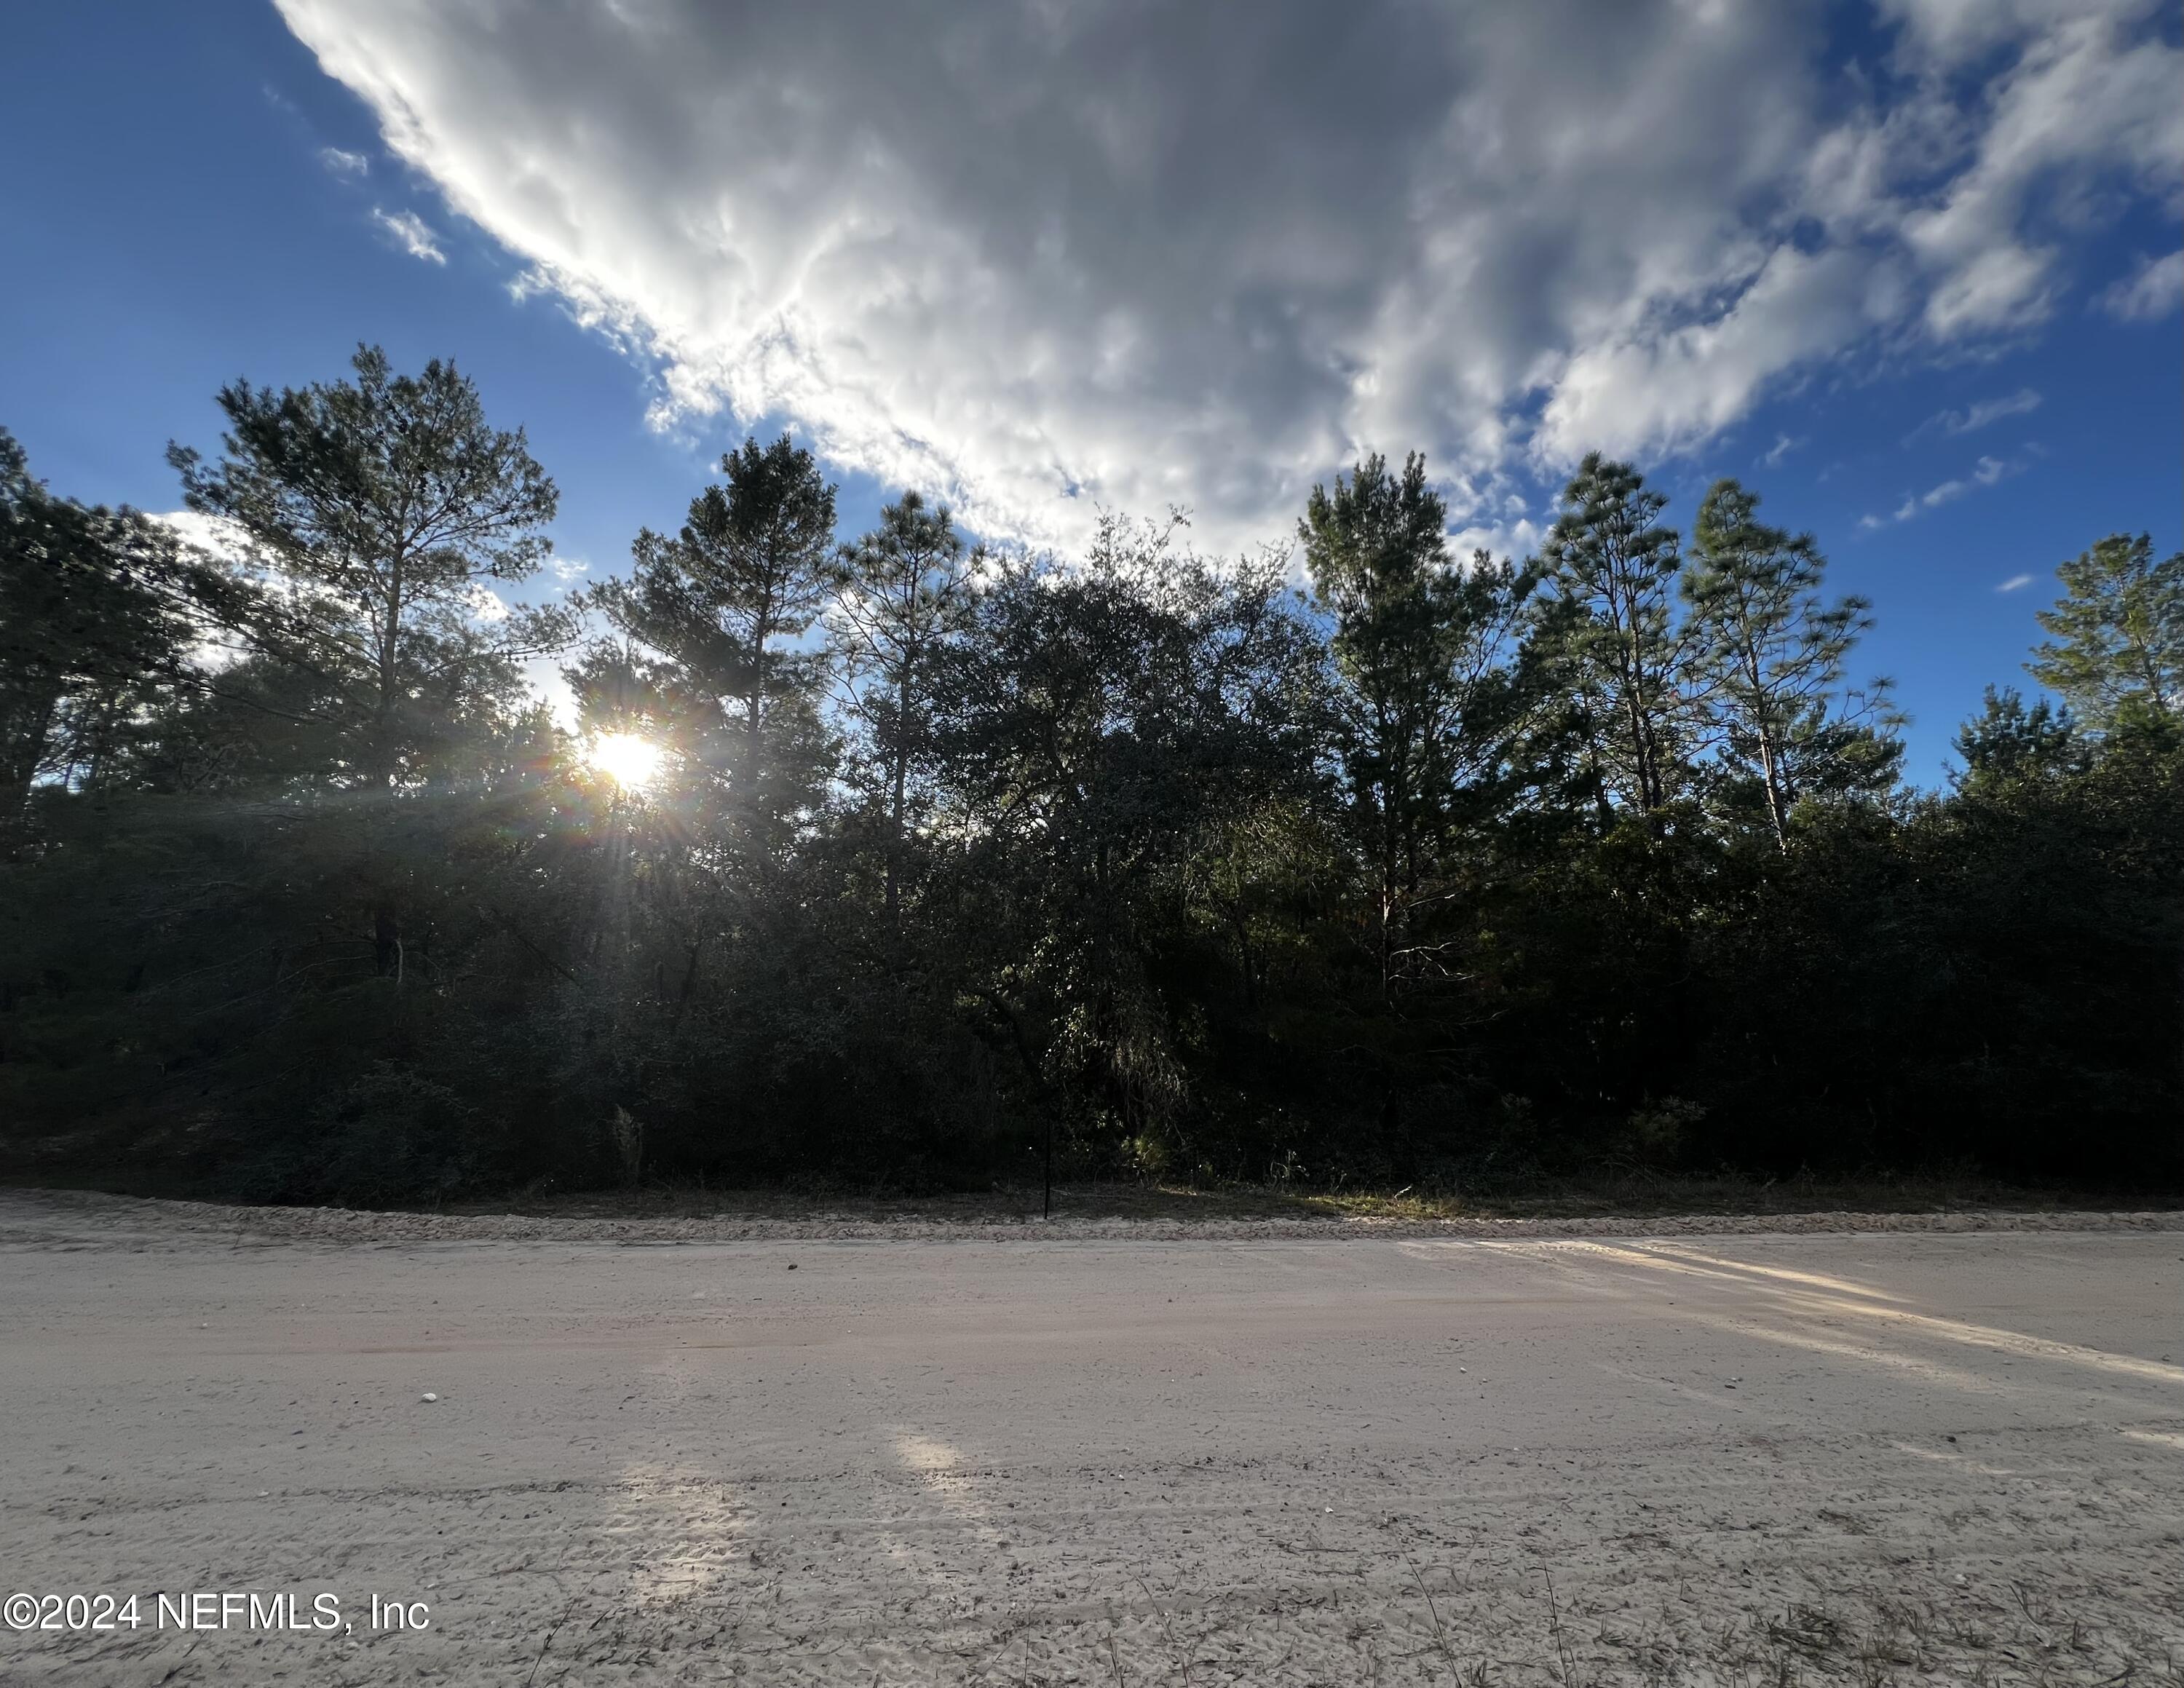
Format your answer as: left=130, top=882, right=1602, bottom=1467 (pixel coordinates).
left=1, top=1192, right=2179, bottom=1684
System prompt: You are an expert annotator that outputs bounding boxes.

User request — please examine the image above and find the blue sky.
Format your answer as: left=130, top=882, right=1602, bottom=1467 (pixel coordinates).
left=1, top=1, right=2177, bottom=785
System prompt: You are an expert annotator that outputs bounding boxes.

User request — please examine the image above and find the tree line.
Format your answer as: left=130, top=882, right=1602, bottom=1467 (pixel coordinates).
left=3, top=346, right=2178, bottom=1201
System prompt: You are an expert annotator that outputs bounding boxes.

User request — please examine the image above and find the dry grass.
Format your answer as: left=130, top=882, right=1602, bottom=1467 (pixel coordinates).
left=449, top=1170, right=2182, bottom=1226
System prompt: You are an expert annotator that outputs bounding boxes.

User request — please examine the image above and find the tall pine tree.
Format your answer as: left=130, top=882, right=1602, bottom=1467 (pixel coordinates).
left=1535, top=455, right=1690, bottom=817
left=1301, top=453, right=1524, bottom=996
left=830, top=491, right=978, bottom=922
left=1683, top=478, right=1899, bottom=848
left=586, top=435, right=837, bottom=841
left=167, top=345, right=564, bottom=790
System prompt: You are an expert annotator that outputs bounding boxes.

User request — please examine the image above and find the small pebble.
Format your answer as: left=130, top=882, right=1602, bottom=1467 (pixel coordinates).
left=420, top=1392, right=439, bottom=1403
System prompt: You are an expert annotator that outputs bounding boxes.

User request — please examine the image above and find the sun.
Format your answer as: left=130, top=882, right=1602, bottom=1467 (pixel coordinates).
left=589, top=732, right=663, bottom=790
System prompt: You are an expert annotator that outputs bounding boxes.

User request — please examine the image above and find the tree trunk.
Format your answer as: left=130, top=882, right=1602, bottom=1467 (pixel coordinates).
left=742, top=682, right=763, bottom=812
left=1757, top=729, right=1789, bottom=852
left=375, top=548, right=405, bottom=789
left=886, top=670, right=910, bottom=921
left=373, top=908, right=402, bottom=978
left=0, top=683, right=60, bottom=839
left=1379, top=807, right=1398, bottom=1002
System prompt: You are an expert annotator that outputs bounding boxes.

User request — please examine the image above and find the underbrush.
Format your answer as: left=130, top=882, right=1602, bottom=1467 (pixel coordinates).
left=414, top=1165, right=2183, bottom=1222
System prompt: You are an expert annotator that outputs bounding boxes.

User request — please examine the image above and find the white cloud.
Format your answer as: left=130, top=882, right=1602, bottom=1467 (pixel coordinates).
left=1960, top=389, right=2042, bottom=432
left=465, top=582, right=510, bottom=622
left=1861, top=451, right=2027, bottom=528
left=1760, top=433, right=1805, bottom=467
left=275, top=0, right=2181, bottom=549
left=370, top=207, right=446, bottom=265
left=1995, top=572, right=2034, bottom=592
left=319, top=146, right=370, bottom=178
left=2099, top=249, right=2184, bottom=321
left=1448, top=514, right=1542, bottom=565
left=1914, top=387, right=2043, bottom=438
left=1534, top=245, right=1891, bottom=465
left=152, top=509, right=254, bottom=563
left=549, top=556, right=592, bottom=585
left=1886, top=2, right=2183, bottom=339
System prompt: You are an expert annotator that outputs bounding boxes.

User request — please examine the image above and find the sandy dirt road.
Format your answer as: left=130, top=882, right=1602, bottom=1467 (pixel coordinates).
left=1, top=1196, right=2179, bottom=1684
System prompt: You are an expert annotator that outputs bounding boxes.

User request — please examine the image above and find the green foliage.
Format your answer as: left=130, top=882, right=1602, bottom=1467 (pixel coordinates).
left=829, top=490, right=979, bottom=919
left=240, top=1066, right=486, bottom=1206
left=1683, top=479, right=1902, bottom=846
left=0, top=429, right=232, bottom=829
left=1535, top=453, right=1690, bottom=814
left=2028, top=533, right=2183, bottom=733
left=1952, top=685, right=2081, bottom=792
left=923, top=513, right=1324, bottom=1158
left=167, top=345, right=566, bottom=789
left=2, top=357, right=2177, bottom=1201
left=581, top=433, right=838, bottom=841
left=1301, top=452, right=1533, bottom=996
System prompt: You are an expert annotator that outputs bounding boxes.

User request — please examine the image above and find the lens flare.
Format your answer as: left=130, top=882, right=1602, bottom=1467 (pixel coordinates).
left=589, top=732, right=662, bottom=789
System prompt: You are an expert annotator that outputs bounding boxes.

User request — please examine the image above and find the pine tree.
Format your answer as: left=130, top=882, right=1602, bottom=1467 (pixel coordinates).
left=1952, top=685, right=2081, bottom=792
left=1301, top=453, right=1526, bottom=996
left=1535, top=455, right=1690, bottom=816
left=1683, top=478, right=1899, bottom=848
left=830, top=491, right=978, bottom=920
left=1, top=430, right=221, bottom=834
left=587, top=435, right=837, bottom=837
left=167, top=345, right=564, bottom=790
left=2028, top=533, right=2183, bottom=733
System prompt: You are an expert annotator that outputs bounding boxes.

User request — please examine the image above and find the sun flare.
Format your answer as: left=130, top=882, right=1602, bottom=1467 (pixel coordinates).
left=590, top=732, right=663, bottom=790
